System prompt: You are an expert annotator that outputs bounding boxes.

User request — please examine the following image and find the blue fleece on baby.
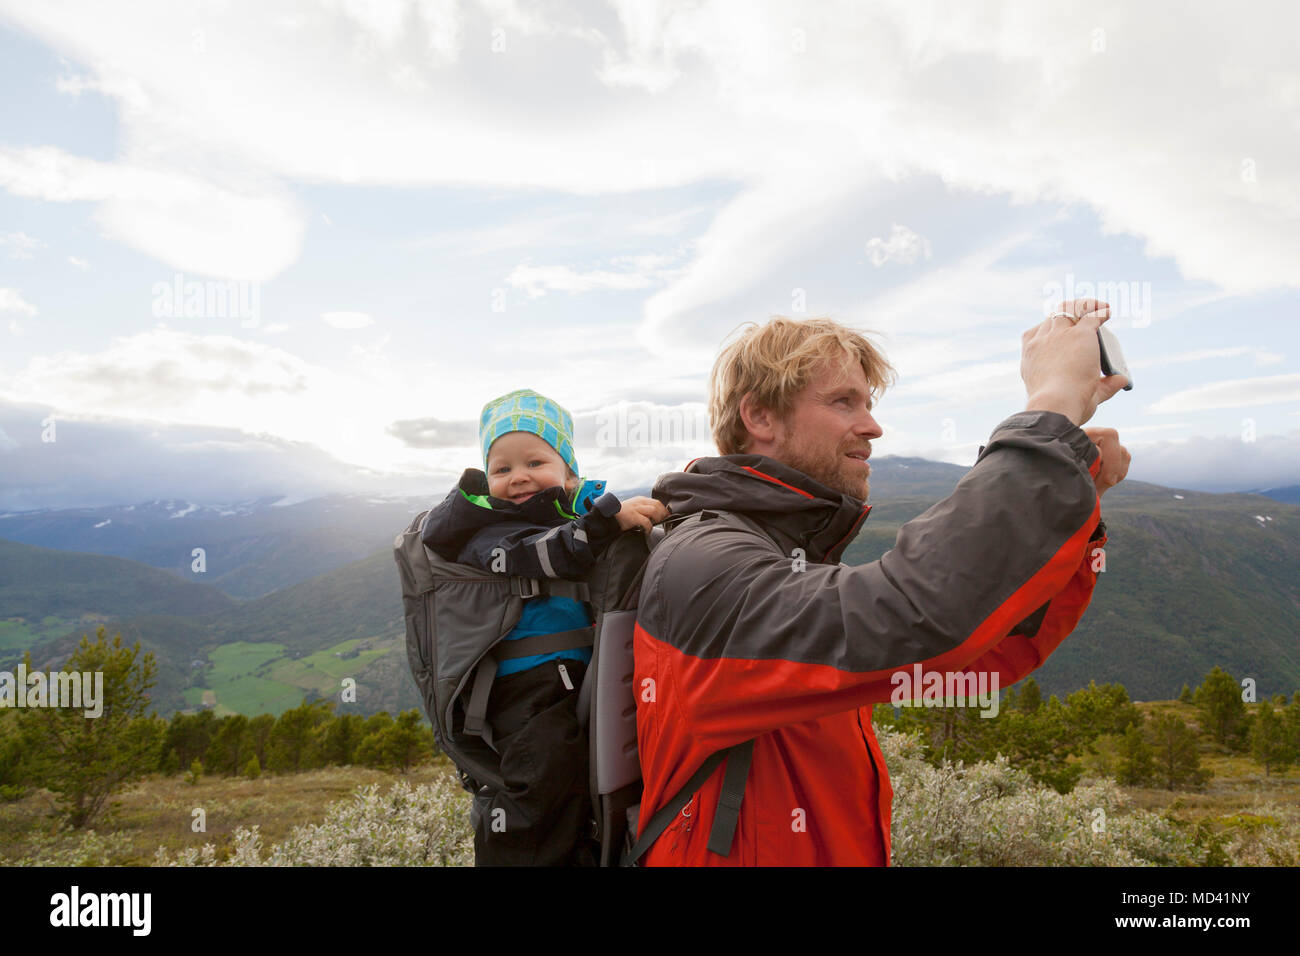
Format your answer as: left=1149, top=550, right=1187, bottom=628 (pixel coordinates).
left=496, top=596, right=593, bottom=677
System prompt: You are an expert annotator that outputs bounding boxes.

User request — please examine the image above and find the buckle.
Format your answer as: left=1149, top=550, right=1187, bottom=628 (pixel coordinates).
left=512, top=576, right=541, bottom=598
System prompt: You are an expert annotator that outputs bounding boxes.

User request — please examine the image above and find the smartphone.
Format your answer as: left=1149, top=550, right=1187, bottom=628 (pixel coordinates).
left=1098, top=327, right=1133, bottom=391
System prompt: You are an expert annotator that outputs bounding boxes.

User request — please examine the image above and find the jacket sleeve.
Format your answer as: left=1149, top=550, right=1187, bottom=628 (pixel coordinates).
left=961, top=519, right=1108, bottom=688
left=458, top=494, right=624, bottom=580
left=418, top=482, right=478, bottom=563
left=638, top=410, right=1106, bottom=753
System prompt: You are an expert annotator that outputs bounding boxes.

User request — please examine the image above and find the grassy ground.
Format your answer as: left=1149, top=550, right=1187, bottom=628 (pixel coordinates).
left=0, top=757, right=460, bottom=866
left=181, top=637, right=394, bottom=717
left=0, top=616, right=81, bottom=652
left=1123, top=752, right=1299, bottom=829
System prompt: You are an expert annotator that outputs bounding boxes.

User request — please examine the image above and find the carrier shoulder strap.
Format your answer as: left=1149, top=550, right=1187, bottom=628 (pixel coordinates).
left=616, top=508, right=770, bottom=865
left=620, top=739, right=754, bottom=866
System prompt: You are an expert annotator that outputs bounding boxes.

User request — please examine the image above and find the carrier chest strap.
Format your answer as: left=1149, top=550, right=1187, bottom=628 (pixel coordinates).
left=509, top=577, right=591, bottom=602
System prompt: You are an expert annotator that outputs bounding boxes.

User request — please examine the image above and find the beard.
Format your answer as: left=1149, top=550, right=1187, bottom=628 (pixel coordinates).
left=773, top=432, right=870, bottom=502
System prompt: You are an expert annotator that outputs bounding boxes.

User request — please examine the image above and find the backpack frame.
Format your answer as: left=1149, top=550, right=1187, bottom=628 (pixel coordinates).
left=393, top=508, right=758, bottom=866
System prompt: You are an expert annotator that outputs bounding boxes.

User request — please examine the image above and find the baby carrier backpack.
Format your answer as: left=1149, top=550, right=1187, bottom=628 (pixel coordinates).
left=393, top=508, right=758, bottom=865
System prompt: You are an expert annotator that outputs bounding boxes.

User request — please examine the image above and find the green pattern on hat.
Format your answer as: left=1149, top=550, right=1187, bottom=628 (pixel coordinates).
left=480, top=388, right=580, bottom=478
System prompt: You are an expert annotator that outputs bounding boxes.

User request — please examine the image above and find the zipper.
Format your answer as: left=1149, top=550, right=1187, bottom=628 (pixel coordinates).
left=669, top=794, right=696, bottom=853
left=557, top=662, right=574, bottom=690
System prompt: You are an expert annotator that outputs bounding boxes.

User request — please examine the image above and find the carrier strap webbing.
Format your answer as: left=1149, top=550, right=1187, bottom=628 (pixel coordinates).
left=509, top=577, right=591, bottom=602
left=620, top=739, right=755, bottom=866
left=463, top=627, right=596, bottom=752
left=706, top=739, right=754, bottom=856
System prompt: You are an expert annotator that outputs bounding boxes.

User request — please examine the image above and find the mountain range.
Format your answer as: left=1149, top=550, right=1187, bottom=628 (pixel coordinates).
left=2, top=457, right=1297, bottom=716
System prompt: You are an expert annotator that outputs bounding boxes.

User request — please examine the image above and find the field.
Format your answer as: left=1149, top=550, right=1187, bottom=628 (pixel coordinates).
left=182, top=638, right=393, bottom=717
left=0, top=616, right=87, bottom=652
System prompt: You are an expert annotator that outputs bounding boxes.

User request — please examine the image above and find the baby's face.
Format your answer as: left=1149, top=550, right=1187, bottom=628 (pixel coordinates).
left=486, top=431, right=576, bottom=505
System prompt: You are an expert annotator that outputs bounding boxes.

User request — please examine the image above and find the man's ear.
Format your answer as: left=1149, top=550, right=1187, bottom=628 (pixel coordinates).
left=739, top=392, right=780, bottom=448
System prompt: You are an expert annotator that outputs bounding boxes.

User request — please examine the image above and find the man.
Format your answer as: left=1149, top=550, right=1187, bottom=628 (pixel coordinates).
left=632, top=302, right=1131, bottom=865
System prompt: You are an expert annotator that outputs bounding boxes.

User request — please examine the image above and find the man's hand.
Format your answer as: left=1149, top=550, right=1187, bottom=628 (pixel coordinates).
left=614, top=496, right=671, bottom=533
left=1084, top=427, right=1131, bottom=497
left=1023, top=299, right=1131, bottom=426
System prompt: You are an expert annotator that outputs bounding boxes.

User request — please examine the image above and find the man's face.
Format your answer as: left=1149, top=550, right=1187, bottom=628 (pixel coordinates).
left=485, top=431, right=576, bottom=504
left=765, top=355, right=883, bottom=501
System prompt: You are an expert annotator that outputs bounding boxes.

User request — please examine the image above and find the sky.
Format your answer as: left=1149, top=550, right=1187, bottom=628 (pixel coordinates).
left=1, top=0, right=1298, bottom=511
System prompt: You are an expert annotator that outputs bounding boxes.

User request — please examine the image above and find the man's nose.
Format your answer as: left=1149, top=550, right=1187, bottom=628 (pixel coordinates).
left=856, top=410, right=883, bottom=440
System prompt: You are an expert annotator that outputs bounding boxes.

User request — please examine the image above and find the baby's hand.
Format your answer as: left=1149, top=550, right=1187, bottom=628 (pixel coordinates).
left=613, top=496, right=670, bottom=533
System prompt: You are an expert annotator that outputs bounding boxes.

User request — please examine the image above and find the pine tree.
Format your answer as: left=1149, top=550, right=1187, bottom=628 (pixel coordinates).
left=1115, top=723, right=1155, bottom=786
left=163, top=709, right=217, bottom=768
left=205, top=714, right=249, bottom=775
left=245, top=713, right=275, bottom=767
left=1064, top=681, right=1142, bottom=743
left=268, top=699, right=332, bottom=772
left=318, top=712, right=365, bottom=766
left=0, top=710, right=28, bottom=800
left=381, top=710, right=429, bottom=773
left=1016, top=677, right=1042, bottom=714
left=1193, top=666, right=1246, bottom=747
left=1149, top=713, right=1208, bottom=790
left=16, top=627, right=159, bottom=828
left=1249, top=698, right=1295, bottom=776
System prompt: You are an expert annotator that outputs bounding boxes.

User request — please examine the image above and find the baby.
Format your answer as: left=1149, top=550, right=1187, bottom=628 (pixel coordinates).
left=420, top=388, right=667, bottom=865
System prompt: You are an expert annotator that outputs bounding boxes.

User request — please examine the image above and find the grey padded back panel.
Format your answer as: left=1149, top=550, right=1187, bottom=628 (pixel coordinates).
left=592, top=523, right=667, bottom=796
left=594, top=608, right=640, bottom=795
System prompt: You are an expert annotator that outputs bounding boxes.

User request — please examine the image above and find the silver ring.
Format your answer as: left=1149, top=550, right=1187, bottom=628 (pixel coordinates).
left=1049, top=311, right=1079, bottom=324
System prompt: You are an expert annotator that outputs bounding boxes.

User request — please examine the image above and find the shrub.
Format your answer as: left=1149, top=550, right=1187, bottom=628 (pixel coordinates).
left=155, top=776, right=473, bottom=866
left=877, top=725, right=1200, bottom=866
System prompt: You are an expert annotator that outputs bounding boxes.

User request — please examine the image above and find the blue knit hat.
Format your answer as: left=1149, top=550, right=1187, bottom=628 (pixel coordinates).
left=480, top=389, right=580, bottom=478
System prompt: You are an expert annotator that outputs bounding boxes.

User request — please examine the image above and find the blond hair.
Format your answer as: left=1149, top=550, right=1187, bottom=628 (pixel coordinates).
left=708, top=316, right=896, bottom=455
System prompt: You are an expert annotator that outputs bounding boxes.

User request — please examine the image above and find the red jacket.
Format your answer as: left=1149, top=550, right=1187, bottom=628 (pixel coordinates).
left=633, top=411, right=1107, bottom=865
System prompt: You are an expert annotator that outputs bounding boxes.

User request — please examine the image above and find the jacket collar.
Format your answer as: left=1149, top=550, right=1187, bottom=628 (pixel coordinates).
left=653, top=454, right=871, bottom=564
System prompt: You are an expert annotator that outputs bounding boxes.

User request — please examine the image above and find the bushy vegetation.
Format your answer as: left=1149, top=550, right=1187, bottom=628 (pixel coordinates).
left=2, top=629, right=437, bottom=829
left=879, top=727, right=1201, bottom=865
left=875, top=669, right=1300, bottom=794
left=5, top=630, right=1296, bottom=866
left=145, top=723, right=1298, bottom=868
left=153, top=778, right=473, bottom=866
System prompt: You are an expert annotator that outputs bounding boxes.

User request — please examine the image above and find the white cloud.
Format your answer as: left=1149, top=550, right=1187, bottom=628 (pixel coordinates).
left=866, top=224, right=933, bottom=267
left=1125, top=430, right=1300, bottom=493
left=507, top=261, right=663, bottom=298
left=7, top=330, right=313, bottom=412
left=2, top=0, right=1295, bottom=301
left=0, top=146, right=305, bottom=280
left=0, top=397, right=440, bottom=510
left=1114, top=422, right=1192, bottom=436
left=1130, top=347, right=1286, bottom=370
left=55, top=70, right=151, bottom=112
left=67, top=255, right=89, bottom=270
left=322, top=311, right=375, bottom=329
left=852, top=229, right=1060, bottom=338
left=0, top=288, right=37, bottom=315
left=0, top=331, right=432, bottom=476
left=1145, top=373, right=1300, bottom=414
left=0, top=232, right=44, bottom=260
